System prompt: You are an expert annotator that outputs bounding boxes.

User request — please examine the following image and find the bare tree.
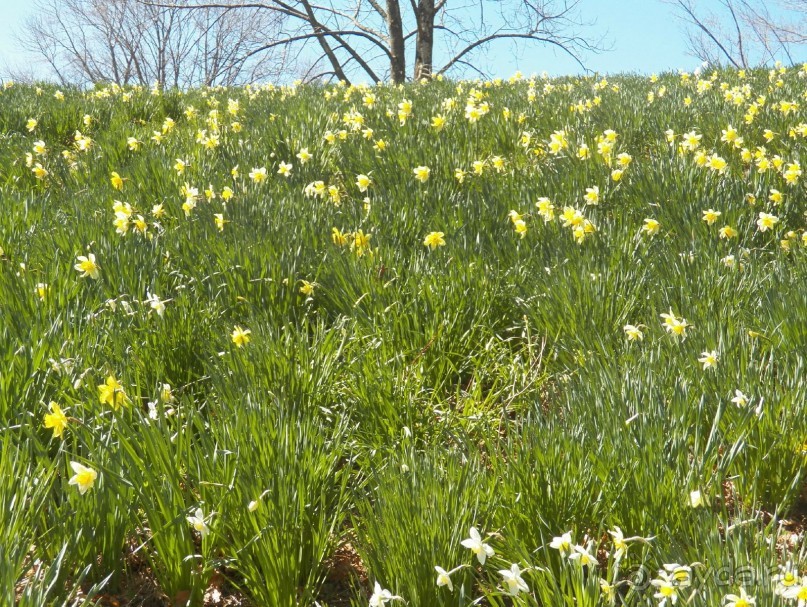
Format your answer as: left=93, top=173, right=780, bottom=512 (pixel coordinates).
left=664, top=0, right=807, bottom=68
left=19, top=0, right=290, bottom=86
left=140, top=0, right=605, bottom=84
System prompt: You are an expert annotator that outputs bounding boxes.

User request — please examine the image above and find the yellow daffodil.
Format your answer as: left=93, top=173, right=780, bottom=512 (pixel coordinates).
left=423, top=231, right=446, bottom=250
left=702, top=209, right=721, bottom=225
left=43, top=402, right=68, bottom=438
left=232, top=325, right=252, bottom=347
left=98, top=374, right=128, bottom=410
left=110, top=171, right=125, bottom=190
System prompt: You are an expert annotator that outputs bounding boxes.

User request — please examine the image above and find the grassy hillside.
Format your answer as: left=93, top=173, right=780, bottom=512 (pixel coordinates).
left=1, top=67, right=807, bottom=606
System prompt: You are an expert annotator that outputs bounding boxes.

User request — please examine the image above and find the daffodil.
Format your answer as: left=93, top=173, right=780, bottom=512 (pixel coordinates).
left=277, top=161, right=293, bottom=177
left=232, top=326, right=252, bottom=347
left=698, top=350, right=718, bottom=370
left=35, top=283, right=49, bottom=301
left=332, top=227, right=348, bottom=247
left=664, top=564, right=692, bottom=587
left=719, top=226, right=737, bottom=239
left=652, top=571, right=678, bottom=607
left=98, top=374, right=128, bottom=410
left=499, top=563, right=529, bottom=596
left=68, top=461, right=97, bottom=495
left=568, top=543, right=597, bottom=566
left=600, top=578, right=617, bottom=604
left=660, top=309, right=688, bottom=336
left=643, top=218, right=660, bottom=236
left=724, top=587, right=755, bottom=607
left=423, top=231, right=446, bottom=250
left=249, top=167, right=268, bottom=183
left=74, top=254, right=100, bottom=279
left=369, top=582, right=402, bottom=607
left=550, top=531, right=573, bottom=555
left=773, top=564, right=800, bottom=596
left=785, top=580, right=807, bottom=607
left=356, top=174, right=372, bottom=192
left=709, top=153, right=729, bottom=172
left=413, top=165, right=431, bottom=183
left=624, top=324, right=644, bottom=341
left=702, top=209, right=721, bottom=225
left=757, top=212, right=779, bottom=232
left=146, top=292, right=166, bottom=317
left=461, top=526, right=495, bottom=565
left=186, top=507, right=210, bottom=538
left=731, top=390, right=748, bottom=407
left=43, top=402, right=68, bottom=438
left=434, top=566, right=453, bottom=591
left=609, top=527, right=629, bottom=558
left=32, top=164, right=48, bottom=180
left=353, top=230, right=371, bottom=256
left=110, top=171, right=125, bottom=190
left=536, top=197, right=555, bottom=222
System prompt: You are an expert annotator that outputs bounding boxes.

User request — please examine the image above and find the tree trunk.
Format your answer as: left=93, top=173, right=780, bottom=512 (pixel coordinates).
left=386, top=0, right=406, bottom=83
left=413, top=0, right=435, bottom=80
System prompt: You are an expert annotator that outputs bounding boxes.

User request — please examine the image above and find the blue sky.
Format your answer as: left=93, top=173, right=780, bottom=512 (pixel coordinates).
left=489, top=0, right=695, bottom=75
left=0, top=0, right=796, bottom=81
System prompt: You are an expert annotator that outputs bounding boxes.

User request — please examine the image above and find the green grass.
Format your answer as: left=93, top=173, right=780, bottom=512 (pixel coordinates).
left=0, top=68, right=806, bottom=606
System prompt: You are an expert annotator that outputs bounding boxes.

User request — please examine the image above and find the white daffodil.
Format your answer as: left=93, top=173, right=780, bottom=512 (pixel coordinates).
left=609, top=527, right=628, bottom=559
left=499, top=563, right=529, bottom=596
left=731, top=390, right=749, bottom=407
left=186, top=507, right=210, bottom=538
left=461, top=526, right=495, bottom=565
left=773, top=563, right=799, bottom=596
left=568, top=543, right=597, bottom=566
left=146, top=291, right=166, bottom=317
left=550, top=531, right=573, bottom=555
left=783, top=576, right=807, bottom=606
left=652, top=571, right=678, bottom=607
left=435, top=566, right=453, bottom=591
left=663, top=564, right=692, bottom=587
left=724, top=587, right=755, bottom=607
left=369, top=582, right=402, bottom=607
